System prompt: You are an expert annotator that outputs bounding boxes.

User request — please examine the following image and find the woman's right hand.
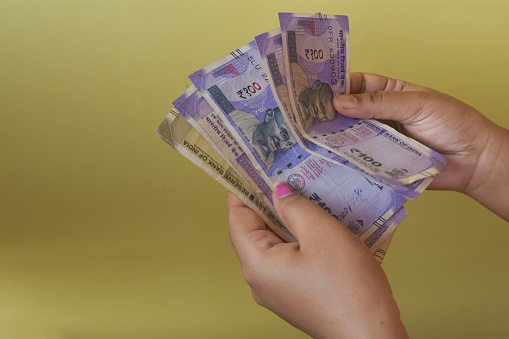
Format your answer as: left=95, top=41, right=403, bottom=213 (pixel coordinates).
left=333, top=73, right=509, bottom=221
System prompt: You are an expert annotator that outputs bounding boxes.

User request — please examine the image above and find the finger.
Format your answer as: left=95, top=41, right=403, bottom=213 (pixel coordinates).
left=272, top=183, right=360, bottom=251
left=350, top=72, right=427, bottom=94
left=333, top=90, right=438, bottom=125
left=227, top=193, right=283, bottom=263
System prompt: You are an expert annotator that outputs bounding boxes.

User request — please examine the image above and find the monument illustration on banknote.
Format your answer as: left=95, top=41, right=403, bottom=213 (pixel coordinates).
left=157, top=12, right=448, bottom=262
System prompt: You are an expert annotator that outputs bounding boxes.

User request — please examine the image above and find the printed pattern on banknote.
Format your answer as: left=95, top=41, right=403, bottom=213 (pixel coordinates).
left=157, top=106, right=293, bottom=241
left=255, top=28, right=432, bottom=199
left=189, top=40, right=407, bottom=241
left=279, top=12, right=446, bottom=186
left=154, top=12, right=454, bottom=262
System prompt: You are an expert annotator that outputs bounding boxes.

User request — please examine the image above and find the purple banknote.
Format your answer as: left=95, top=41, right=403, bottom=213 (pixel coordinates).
left=188, top=40, right=407, bottom=243
left=255, top=28, right=432, bottom=200
left=279, top=12, right=446, bottom=186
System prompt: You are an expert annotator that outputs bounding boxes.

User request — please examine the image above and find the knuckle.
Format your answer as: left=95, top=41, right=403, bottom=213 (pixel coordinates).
left=384, top=77, right=409, bottom=91
left=397, top=80, right=410, bottom=91
left=368, top=91, right=385, bottom=105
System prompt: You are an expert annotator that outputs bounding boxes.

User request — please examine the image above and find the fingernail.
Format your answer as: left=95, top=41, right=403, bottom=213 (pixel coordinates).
left=274, top=182, right=295, bottom=199
left=335, top=95, right=358, bottom=109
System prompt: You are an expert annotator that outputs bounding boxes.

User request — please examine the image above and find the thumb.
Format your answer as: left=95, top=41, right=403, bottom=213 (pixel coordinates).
left=273, top=182, right=361, bottom=251
left=333, top=90, right=437, bottom=125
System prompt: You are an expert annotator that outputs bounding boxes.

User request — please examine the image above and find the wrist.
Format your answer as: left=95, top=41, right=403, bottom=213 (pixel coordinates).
left=355, top=298, right=408, bottom=339
left=466, top=122, right=509, bottom=221
left=321, top=295, right=408, bottom=339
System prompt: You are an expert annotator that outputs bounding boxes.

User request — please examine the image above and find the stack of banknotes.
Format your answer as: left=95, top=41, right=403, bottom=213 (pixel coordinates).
left=157, top=13, right=446, bottom=263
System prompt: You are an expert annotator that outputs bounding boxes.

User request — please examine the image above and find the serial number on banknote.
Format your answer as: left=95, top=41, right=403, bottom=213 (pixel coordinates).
left=310, top=192, right=352, bottom=221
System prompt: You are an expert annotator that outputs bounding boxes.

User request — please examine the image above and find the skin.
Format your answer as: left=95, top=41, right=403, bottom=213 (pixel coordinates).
left=227, top=73, right=509, bottom=338
left=228, top=191, right=408, bottom=339
left=335, top=73, right=509, bottom=221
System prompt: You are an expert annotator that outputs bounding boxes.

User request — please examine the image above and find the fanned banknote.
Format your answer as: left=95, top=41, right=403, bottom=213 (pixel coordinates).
left=279, top=12, right=446, bottom=186
left=157, top=106, right=293, bottom=242
left=156, top=12, right=448, bottom=262
left=255, top=28, right=432, bottom=200
left=174, top=85, right=405, bottom=248
left=189, top=40, right=406, bottom=244
left=157, top=106, right=406, bottom=256
left=174, top=86, right=274, bottom=205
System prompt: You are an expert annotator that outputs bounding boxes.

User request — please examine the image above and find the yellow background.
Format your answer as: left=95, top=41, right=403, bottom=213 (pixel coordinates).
left=1, top=0, right=508, bottom=338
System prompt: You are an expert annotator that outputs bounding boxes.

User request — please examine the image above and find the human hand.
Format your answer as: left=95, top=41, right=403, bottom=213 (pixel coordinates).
left=227, top=184, right=408, bottom=339
left=333, top=73, right=509, bottom=220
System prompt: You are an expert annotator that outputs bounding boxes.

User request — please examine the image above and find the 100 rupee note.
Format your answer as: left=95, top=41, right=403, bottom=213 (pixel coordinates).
left=157, top=106, right=292, bottom=241
left=157, top=107, right=405, bottom=258
left=156, top=11, right=450, bottom=262
left=279, top=12, right=446, bottom=186
left=255, top=28, right=432, bottom=200
left=188, top=40, right=406, bottom=245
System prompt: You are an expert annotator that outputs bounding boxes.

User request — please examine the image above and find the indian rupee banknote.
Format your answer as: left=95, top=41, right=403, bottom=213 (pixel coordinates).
left=156, top=12, right=449, bottom=261
left=255, top=28, right=432, bottom=200
left=188, top=40, right=407, bottom=243
left=157, top=106, right=292, bottom=242
left=174, top=86, right=274, bottom=205
left=157, top=106, right=405, bottom=257
left=176, top=85, right=403, bottom=243
left=279, top=12, right=446, bottom=186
